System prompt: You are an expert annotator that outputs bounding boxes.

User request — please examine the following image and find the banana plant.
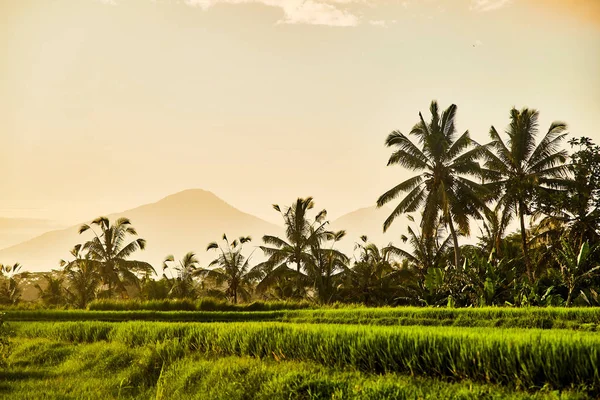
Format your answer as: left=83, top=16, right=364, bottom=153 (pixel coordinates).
left=553, top=240, right=600, bottom=306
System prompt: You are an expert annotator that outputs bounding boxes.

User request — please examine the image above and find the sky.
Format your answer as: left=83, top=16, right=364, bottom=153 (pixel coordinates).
left=1, top=0, right=599, bottom=226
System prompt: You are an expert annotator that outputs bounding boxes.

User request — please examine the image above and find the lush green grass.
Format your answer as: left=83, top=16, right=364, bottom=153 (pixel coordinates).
left=87, top=298, right=316, bottom=312
left=1, top=338, right=588, bottom=399
left=12, top=321, right=600, bottom=393
left=6, top=308, right=600, bottom=398
left=5, top=307, right=600, bottom=330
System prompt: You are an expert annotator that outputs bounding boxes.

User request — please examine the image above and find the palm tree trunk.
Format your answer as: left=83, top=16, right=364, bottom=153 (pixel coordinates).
left=447, top=218, right=460, bottom=269
left=296, top=260, right=302, bottom=295
left=518, top=202, right=532, bottom=282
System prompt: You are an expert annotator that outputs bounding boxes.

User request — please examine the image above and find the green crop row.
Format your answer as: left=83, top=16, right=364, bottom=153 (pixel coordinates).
left=3, top=338, right=587, bottom=399
left=5, top=307, right=600, bottom=330
left=87, top=298, right=317, bottom=312
left=13, top=321, right=600, bottom=393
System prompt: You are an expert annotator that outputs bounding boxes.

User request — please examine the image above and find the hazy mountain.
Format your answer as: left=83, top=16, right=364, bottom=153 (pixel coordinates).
left=0, top=218, right=65, bottom=251
left=0, top=190, right=282, bottom=272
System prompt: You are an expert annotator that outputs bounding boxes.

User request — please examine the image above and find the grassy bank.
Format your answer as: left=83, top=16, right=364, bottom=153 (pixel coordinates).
left=5, top=307, right=600, bottom=330
left=12, top=321, right=600, bottom=393
left=1, top=338, right=588, bottom=400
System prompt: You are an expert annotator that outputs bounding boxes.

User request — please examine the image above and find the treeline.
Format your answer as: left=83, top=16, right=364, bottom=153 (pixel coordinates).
left=2, top=102, right=600, bottom=308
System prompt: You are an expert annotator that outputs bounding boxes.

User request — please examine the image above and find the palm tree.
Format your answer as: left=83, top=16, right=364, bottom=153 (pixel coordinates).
left=162, top=252, right=200, bottom=299
left=305, top=229, right=348, bottom=304
left=34, top=273, right=66, bottom=306
left=199, top=235, right=258, bottom=304
left=377, top=101, right=486, bottom=268
left=342, top=236, right=416, bottom=306
left=478, top=203, right=513, bottom=257
left=60, top=245, right=101, bottom=308
left=260, top=198, right=330, bottom=293
left=482, top=107, right=569, bottom=281
left=78, top=217, right=155, bottom=297
left=392, top=221, right=452, bottom=274
left=535, top=137, right=600, bottom=248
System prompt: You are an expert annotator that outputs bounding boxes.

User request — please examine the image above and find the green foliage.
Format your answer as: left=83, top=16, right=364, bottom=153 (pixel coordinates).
left=552, top=241, right=600, bottom=306
left=0, top=312, right=13, bottom=367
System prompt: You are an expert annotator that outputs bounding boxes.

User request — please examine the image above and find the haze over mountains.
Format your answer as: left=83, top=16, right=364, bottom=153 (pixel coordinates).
left=0, top=189, right=406, bottom=272
left=0, top=218, right=65, bottom=251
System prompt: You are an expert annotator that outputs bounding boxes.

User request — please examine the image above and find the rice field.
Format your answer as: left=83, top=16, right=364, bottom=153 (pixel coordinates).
left=2, top=307, right=600, bottom=399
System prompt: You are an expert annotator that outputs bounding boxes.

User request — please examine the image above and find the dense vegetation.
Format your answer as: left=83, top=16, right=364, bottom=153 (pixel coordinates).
left=3, top=103, right=600, bottom=309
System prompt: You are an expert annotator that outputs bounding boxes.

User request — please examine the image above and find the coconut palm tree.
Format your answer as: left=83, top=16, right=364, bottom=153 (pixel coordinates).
left=162, top=252, right=200, bottom=299
left=78, top=217, right=155, bottom=297
left=377, top=101, right=486, bottom=268
left=482, top=107, right=569, bottom=281
left=199, top=235, right=258, bottom=304
left=259, top=198, right=330, bottom=293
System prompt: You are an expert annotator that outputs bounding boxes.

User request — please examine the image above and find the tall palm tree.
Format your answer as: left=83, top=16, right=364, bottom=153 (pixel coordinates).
left=482, top=107, right=569, bottom=281
left=260, top=198, right=330, bottom=293
left=199, top=235, right=258, bottom=304
left=162, top=252, right=199, bottom=299
left=78, top=217, right=155, bottom=297
left=377, top=101, right=486, bottom=268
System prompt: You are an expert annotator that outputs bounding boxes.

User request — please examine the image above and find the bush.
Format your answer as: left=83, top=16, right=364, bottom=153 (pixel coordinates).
left=0, top=312, right=13, bottom=366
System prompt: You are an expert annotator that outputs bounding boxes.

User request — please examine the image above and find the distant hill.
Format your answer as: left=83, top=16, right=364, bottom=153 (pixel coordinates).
left=0, top=190, right=282, bottom=272
left=0, top=218, right=65, bottom=251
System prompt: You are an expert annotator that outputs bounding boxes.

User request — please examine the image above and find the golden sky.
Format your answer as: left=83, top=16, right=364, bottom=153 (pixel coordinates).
left=1, top=0, right=599, bottom=225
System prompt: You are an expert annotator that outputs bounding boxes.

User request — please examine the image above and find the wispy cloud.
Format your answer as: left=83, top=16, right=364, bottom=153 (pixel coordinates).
left=184, top=0, right=360, bottom=26
left=368, top=19, right=387, bottom=27
left=470, top=0, right=513, bottom=12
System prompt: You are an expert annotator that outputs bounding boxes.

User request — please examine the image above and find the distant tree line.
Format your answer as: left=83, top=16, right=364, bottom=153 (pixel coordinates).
left=2, top=102, right=600, bottom=308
